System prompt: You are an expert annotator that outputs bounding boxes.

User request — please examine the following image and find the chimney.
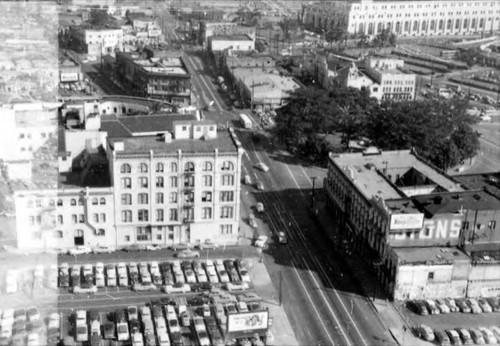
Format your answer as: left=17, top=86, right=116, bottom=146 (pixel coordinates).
left=163, top=132, right=172, bottom=143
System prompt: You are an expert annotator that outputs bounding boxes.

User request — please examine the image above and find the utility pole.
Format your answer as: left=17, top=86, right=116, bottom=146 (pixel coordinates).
left=278, top=271, right=283, bottom=306
left=310, top=176, right=317, bottom=208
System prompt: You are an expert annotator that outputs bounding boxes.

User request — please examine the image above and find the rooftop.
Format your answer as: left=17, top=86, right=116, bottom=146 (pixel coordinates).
left=395, top=246, right=470, bottom=265
left=330, top=149, right=464, bottom=201
left=211, top=34, right=253, bottom=41
left=455, top=173, right=500, bottom=199
left=413, top=190, right=500, bottom=217
left=232, top=67, right=300, bottom=100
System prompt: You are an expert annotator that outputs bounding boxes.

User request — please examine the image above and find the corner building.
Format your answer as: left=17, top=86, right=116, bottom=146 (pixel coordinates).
left=302, top=0, right=500, bottom=37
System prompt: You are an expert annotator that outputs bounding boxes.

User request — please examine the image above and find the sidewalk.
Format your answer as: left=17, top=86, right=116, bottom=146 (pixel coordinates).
left=249, top=260, right=299, bottom=346
left=314, top=200, right=431, bottom=346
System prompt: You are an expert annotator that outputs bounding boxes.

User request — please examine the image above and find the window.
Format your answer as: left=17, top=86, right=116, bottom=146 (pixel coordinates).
left=78, top=214, right=84, bottom=223
left=139, top=163, right=148, bottom=173
left=100, top=213, right=106, bottom=223
left=138, top=209, right=149, bottom=222
left=169, top=192, right=178, bottom=203
left=36, top=215, right=42, bottom=225
left=71, top=199, right=77, bottom=206
left=96, top=229, right=105, bottom=236
left=168, top=226, right=174, bottom=239
left=428, top=272, right=434, bottom=280
left=137, top=226, right=152, bottom=241
left=57, top=199, right=63, bottom=206
left=221, top=224, right=233, bottom=234
left=171, top=162, right=178, bottom=172
left=156, top=162, right=164, bottom=172
left=121, top=210, right=132, bottom=222
left=184, top=191, right=194, bottom=203
left=170, top=176, right=178, bottom=188
left=72, top=214, right=78, bottom=224
left=220, top=191, right=234, bottom=202
left=220, top=206, right=233, bottom=219
left=184, top=175, right=194, bottom=187
left=121, top=193, right=132, bottom=205
left=221, top=175, right=234, bottom=186
left=156, top=192, right=164, bottom=204
left=78, top=198, right=84, bottom=206
left=57, top=215, right=63, bottom=224
left=221, top=161, right=234, bottom=171
left=155, top=176, right=164, bottom=188
left=488, top=221, right=496, bottom=229
left=29, top=216, right=35, bottom=226
left=184, top=162, right=195, bottom=172
left=93, top=213, right=99, bottom=223
left=183, top=208, right=194, bottom=222
left=203, top=175, right=213, bottom=187
left=156, top=209, right=164, bottom=221
left=169, top=208, right=178, bottom=221
left=203, top=161, right=213, bottom=171
left=138, top=193, right=149, bottom=204
left=121, top=177, right=132, bottom=189
left=202, top=191, right=212, bottom=202
left=92, top=198, right=98, bottom=205
left=54, top=230, right=63, bottom=238
left=125, top=235, right=130, bottom=241
left=120, top=163, right=131, bottom=173
left=202, top=207, right=212, bottom=220
left=138, top=177, right=148, bottom=188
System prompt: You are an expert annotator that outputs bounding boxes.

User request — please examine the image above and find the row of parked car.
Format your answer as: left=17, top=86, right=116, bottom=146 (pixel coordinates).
left=4, top=265, right=58, bottom=294
left=416, top=324, right=500, bottom=345
left=58, top=258, right=252, bottom=292
left=0, top=306, right=59, bottom=346
left=407, top=297, right=500, bottom=315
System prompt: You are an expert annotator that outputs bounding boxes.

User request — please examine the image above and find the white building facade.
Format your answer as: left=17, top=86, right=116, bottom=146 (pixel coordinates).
left=303, top=0, right=500, bottom=37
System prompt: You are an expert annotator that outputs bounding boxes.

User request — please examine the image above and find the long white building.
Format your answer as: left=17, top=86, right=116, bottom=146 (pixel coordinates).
left=302, top=0, right=500, bottom=37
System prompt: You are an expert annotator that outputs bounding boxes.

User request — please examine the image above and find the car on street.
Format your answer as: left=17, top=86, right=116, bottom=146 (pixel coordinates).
left=477, top=298, right=492, bottom=313
left=244, top=174, right=252, bottom=185
left=256, top=202, right=264, bottom=213
left=146, top=244, right=162, bottom=251
left=466, top=298, right=482, bottom=314
left=255, top=162, right=269, bottom=172
left=278, top=232, right=288, bottom=244
left=164, top=283, right=191, bottom=294
left=198, top=240, right=218, bottom=250
left=478, top=327, right=497, bottom=344
left=470, top=328, right=486, bottom=345
left=455, top=299, right=472, bottom=313
left=435, top=299, right=450, bottom=314
left=254, top=235, right=268, bottom=249
left=176, top=249, right=200, bottom=259
left=123, top=244, right=144, bottom=252
left=171, top=242, right=194, bottom=251
left=93, top=245, right=115, bottom=254
left=68, top=246, right=92, bottom=255
left=417, top=325, right=435, bottom=342
left=456, top=328, right=473, bottom=345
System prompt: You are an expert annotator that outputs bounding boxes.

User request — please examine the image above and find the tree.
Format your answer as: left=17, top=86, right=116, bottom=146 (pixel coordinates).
left=89, top=9, right=111, bottom=26
left=278, top=17, right=299, bottom=41
left=372, top=28, right=397, bottom=48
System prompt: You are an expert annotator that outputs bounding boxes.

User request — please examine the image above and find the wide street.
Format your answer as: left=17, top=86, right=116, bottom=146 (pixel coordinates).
left=152, top=16, right=397, bottom=346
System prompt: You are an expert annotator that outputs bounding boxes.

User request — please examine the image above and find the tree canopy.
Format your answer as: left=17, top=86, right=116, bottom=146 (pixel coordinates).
left=275, top=87, right=479, bottom=169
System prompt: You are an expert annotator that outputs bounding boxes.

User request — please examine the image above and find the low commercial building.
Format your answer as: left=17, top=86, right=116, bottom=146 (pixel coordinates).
left=59, top=54, right=83, bottom=84
left=199, top=21, right=256, bottom=48
left=209, top=35, right=255, bottom=52
left=115, top=51, right=192, bottom=106
left=69, top=26, right=123, bottom=56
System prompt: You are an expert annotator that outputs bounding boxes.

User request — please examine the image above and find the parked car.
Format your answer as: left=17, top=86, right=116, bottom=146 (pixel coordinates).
left=435, top=330, right=451, bottom=346
left=123, top=244, right=144, bottom=252
left=103, top=323, right=115, bottom=340
left=164, top=283, right=191, bottom=294
left=185, top=269, right=197, bottom=283
left=490, top=326, right=500, bottom=340
left=146, top=244, right=162, bottom=251
left=424, top=300, right=440, bottom=315
left=198, top=240, right=218, bottom=250
left=255, top=162, right=269, bottom=172
left=417, top=324, right=435, bottom=342
left=237, top=301, right=249, bottom=313
left=486, top=297, right=500, bottom=312
left=444, top=298, right=460, bottom=313
left=466, top=298, right=482, bottom=314
left=478, top=327, right=497, bottom=344
left=254, top=235, right=268, bottom=249
left=106, top=264, right=117, bottom=287
left=93, top=245, right=115, bottom=254
left=445, top=329, right=462, bottom=345
left=171, top=242, right=194, bottom=251
left=116, top=322, right=129, bottom=341
left=477, top=298, right=492, bottom=313
left=457, top=328, right=473, bottom=345
left=470, top=328, right=486, bottom=345
left=278, top=232, right=288, bottom=244
left=193, top=316, right=206, bottom=333
left=225, top=303, right=237, bottom=314
left=68, top=246, right=92, bottom=255
left=435, top=299, right=451, bottom=314
left=455, top=299, right=472, bottom=313
left=177, top=249, right=200, bottom=259
left=76, top=324, right=88, bottom=342
left=26, top=307, right=39, bottom=322
left=407, top=300, right=428, bottom=315
left=256, top=202, right=264, bottom=213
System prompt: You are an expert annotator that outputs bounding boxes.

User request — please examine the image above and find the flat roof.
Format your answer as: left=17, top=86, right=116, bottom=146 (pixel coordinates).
left=455, top=173, right=500, bottom=199
left=385, top=198, right=421, bottom=215
left=330, top=149, right=464, bottom=201
left=233, top=67, right=300, bottom=99
left=143, top=66, right=187, bottom=75
left=395, top=246, right=470, bottom=265
left=413, top=190, right=500, bottom=216
left=212, top=34, right=252, bottom=41
left=101, top=114, right=198, bottom=137
left=110, top=129, right=238, bottom=155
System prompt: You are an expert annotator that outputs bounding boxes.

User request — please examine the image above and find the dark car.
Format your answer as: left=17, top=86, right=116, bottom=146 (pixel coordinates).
left=486, top=297, right=500, bottom=312
left=223, top=259, right=235, bottom=271
left=171, top=332, right=183, bottom=346
left=145, top=332, right=156, bottom=346
left=103, top=323, right=115, bottom=340
left=435, top=330, right=451, bottom=346
left=152, top=306, right=163, bottom=319
left=187, top=296, right=209, bottom=307
left=159, top=297, right=177, bottom=307
left=129, top=319, right=140, bottom=334
left=205, top=317, right=217, bottom=330
left=407, top=300, right=428, bottom=315
left=163, top=269, right=174, bottom=285
left=26, top=320, right=43, bottom=333
left=114, top=310, right=126, bottom=323
left=455, top=299, right=472, bottom=313
left=123, top=244, right=144, bottom=252
left=12, top=321, right=26, bottom=336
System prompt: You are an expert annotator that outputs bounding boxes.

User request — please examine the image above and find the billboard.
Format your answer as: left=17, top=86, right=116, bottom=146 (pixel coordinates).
left=227, top=311, right=269, bottom=333
left=390, top=213, right=425, bottom=230
left=60, top=72, right=79, bottom=82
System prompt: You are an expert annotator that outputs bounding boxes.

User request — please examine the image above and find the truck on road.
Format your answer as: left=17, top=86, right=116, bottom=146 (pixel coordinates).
left=239, top=113, right=252, bottom=129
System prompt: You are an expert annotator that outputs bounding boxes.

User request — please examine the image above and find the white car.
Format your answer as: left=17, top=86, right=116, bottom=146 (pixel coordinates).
left=48, top=313, right=60, bottom=330
left=155, top=317, right=168, bottom=336
left=174, top=270, right=185, bottom=284
left=158, top=332, right=171, bottom=346
left=117, top=262, right=127, bottom=274
left=164, top=284, right=191, bottom=294
left=479, top=327, right=497, bottom=344
left=93, top=245, right=115, bottom=254
left=150, top=261, right=160, bottom=274
left=2, top=309, right=14, bottom=325
left=27, top=333, right=39, bottom=346
left=117, top=322, right=129, bottom=341
left=165, top=305, right=177, bottom=321
left=184, top=269, right=197, bottom=283
left=68, top=246, right=92, bottom=255
left=73, top=286, right=97, bottom=294
left=146, top=244, right=163, bottom=251
left=140, top=306, right=152, bottom=322
left=254, top=235, right=268, bottom=248
left=238, top=268, right=251, bottom=283
left=95, top=262, right=104, bottom=274
left=0, top=323, right=12, bottom=339
left=96, top=273, right=106, bottom=288
left=198, top=240, right=218, bottom=250
left=197, top=330, right=211, bottom=346
left=226, top=282, right=249, bottom=292
left=218, top=269, right=230, bottom=283
left=196, top=268, right=208, bottom=283
left=106, top=264, right=117, bottom=287
left=132, top=283, right=156, bottom=291
left=193, top=316, right=206, bottom=333
left=237, top=302, right=249, bottom=312
left=202, top=304, right=211, bottom=317
left=256, top=162, right=269, bottom=172
left=76, top=324, right=88, bottom=342
left=132, top=332, right=144, bottom=346
left=168, top=318, right=181, bottom=334
left=207, top=267, right=219, bottom=283
left=83, top=264, right=93, bottom=276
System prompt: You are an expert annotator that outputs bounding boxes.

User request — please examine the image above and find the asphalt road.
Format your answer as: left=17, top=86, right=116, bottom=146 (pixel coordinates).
left=459, top=118, right=500, bottom=174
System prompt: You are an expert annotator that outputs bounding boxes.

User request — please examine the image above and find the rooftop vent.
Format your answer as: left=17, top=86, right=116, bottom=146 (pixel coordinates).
left=483, top=255, right=491, bottom=261
left=433, top=196, right=443, bottom=204
left=436, top=254, right=443, bottom=260
left=473, top=194, right=481, bottom=201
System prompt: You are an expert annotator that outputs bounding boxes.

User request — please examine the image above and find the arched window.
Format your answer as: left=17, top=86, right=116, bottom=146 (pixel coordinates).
left=92, top=198, right=98, bottom=205
left=203, top=161, right=213, bottom=171
left=100, top=198, right=106, bottom=205
left=221, top=161, right=234, bottom=171
left=471, top=18, right=476, bottom=29
left=455, top=19, right=460, bottom=30
left=479, top=18, right=484, bottom=28
left=184, top=162, right=195, bottom=172
left=421, top=21, right=427, bottom=31
left=57, top=199, right=63, bottom=206
left=386, top=22, right=392, bottom=31
left=120, top=163, right=131, bottom=173
left=171, top=162, right=178, bottom=172
left=156, top=162, right=164, bottom=172
left=139, top=163, right=148, bottom=173
left=368, top=23, right=374, bottom=35
left=413, top=20, right=419, bottom=32
left=439, top=20, right=444, bottom=30
left=404, top=21, right=410, bottom=32
left=430, top=20, right=436, bottom=31
left=463, top=19, right=468, bottom=29
left=395, top=22, right=401, bottom=34
left=447, top=19, right=452, bottom=30
left=156, top=176, right=164, bottom=188
left=359, top=23, right=364, bottom=34
left=70, top=199, right=77, bottom=206
left=377, top=22, right=383, bottom=33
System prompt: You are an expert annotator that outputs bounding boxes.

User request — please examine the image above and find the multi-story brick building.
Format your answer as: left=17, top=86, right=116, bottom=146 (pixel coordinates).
left=115, top=51, right=192, bottom=106
left=302, top=0, right=500, bottom=37
left=69, top=26, right=123, bottom=56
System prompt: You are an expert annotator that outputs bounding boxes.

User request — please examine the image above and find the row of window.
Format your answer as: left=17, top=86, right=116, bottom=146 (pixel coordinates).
left=120, top=206, right=234, bottom=223
left=120, top=161, right=235, bottom=174
left=120, top=175, right=234, bottom=189
left=27, top=197, right=107, bottom=208
left=120, top=191, right=234, bottom=205
left=19, top=132, right=51, bottom=140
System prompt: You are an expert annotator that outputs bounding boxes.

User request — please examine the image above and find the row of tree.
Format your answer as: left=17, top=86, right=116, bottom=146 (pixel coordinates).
left=274, top=87, right=480, bottom=171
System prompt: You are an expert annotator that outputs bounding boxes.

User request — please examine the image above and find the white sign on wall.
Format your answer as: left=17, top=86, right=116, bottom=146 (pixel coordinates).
left=227, top=311, right=269, bottom=332
left=390, top=213, right=424, bottom=230
left=60, top=72, right=79, bottom=82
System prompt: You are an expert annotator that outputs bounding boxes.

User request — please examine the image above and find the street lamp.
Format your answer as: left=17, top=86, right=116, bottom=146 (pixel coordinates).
left=310, top=176, right=317, bottom=209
